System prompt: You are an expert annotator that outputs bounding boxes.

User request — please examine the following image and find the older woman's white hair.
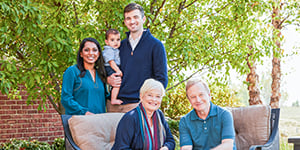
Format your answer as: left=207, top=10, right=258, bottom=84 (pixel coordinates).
left=139, top=78, right=165, bottom=97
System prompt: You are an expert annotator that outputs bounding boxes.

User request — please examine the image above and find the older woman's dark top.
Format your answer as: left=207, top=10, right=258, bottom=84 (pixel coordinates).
left=112, top=108, right=175, bottom=150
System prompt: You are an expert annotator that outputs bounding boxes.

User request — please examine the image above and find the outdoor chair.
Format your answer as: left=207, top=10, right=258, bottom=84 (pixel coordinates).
left=61, top=113, right=124, bottom=150
left=228, top=105, right=280, bottom=150
left=249, top=107, right=280, bottom=150
left=61, top=106, right=280, bottom=150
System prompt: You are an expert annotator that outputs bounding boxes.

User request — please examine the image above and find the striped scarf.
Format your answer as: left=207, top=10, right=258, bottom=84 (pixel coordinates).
left=136, top=103, right=166, bottom=150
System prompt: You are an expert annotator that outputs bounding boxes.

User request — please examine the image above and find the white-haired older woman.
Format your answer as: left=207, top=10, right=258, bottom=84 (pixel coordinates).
left=112, top=79, right=175, bottom=150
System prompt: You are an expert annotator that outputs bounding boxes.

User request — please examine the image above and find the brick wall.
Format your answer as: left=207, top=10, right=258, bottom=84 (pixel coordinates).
left=0, top=89, right=64, bottom=144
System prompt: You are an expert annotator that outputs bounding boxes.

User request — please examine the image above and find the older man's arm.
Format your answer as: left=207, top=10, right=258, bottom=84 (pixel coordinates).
left=210, top=108, right=235, bottom=150
left=211, top=139, right=234, bottom=150
left=179, top=117, right=193, bottom=150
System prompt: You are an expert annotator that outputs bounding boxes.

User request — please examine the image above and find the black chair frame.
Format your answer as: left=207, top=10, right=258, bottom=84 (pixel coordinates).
left=61, top=115, right=81, bottom=150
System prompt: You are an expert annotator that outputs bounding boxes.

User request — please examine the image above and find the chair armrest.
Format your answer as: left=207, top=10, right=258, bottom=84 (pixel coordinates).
left=61, top=115, right=81, bottom=150
left=249, top=130, right=279, bottom=150
left=249, top=108, right=280, bottom=150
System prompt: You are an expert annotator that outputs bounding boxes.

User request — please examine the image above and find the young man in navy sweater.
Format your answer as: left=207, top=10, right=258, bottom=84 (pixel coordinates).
left=107, top=3, right=168, bottom=112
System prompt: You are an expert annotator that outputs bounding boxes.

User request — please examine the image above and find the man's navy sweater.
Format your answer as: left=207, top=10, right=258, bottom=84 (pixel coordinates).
left=118, top=29, right=168, bottom=104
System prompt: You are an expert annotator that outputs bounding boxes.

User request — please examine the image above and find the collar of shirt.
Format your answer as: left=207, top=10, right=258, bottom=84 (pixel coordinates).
left=191, top=101, right=218, bottom=121
left=128, top=31, right=143, bottom=51
left=104, top=45, right=118, bottom=51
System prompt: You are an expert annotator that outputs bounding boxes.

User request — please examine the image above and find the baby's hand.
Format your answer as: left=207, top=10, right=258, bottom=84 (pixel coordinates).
left=117, top=71, right=123, bottom=77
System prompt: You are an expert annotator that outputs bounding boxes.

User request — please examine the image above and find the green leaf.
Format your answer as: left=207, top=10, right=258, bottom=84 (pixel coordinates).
left=34, top=74, right=40, bottom=84
left=45, top=38, right=52, bottom=44
left=52, top=62, right=59, bottom=68
left=40, top=60, right=46, bottom=65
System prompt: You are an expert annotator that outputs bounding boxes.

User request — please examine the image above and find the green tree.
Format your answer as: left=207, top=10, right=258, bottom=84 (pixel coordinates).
left=269, top=0, right=299, bottom=108
left=1, top=0, right=299, bottom=114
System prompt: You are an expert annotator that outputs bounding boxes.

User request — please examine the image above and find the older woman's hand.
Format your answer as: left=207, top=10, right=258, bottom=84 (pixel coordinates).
left=160, top=146, right=169, bottom=150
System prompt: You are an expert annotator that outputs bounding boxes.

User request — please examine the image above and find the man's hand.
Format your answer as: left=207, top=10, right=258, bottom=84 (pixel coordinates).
left=107, top=73, right=122, bottom=87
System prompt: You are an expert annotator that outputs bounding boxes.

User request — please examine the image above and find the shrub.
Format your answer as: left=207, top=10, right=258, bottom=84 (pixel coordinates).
left=0, top=138, right=65, bottom=150
left=0, top=139, right=51, bottom=150
left=167, top=119, right=180, bottom=140
left=167, top=119, right=180, bottom=150
left=161, top=84, right=192, bottom=120
left=51, top=138, right=65, bottom=150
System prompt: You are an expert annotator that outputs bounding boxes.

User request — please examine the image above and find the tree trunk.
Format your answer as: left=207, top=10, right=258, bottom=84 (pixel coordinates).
left=270, top=56, right=281, bottom=108
left=246, top=48, right=263, bottom=105
left=270, top=4, right=282, bottom=108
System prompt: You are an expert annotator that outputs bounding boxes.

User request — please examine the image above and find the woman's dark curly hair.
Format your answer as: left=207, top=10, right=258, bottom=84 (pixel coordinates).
left=76, top=37, right=106, bottom=83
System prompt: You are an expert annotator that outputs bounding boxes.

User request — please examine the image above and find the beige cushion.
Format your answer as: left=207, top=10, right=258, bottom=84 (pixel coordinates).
left=68, top=113, right=124, bottom=150
left=228, top=105, right=271, bottom=150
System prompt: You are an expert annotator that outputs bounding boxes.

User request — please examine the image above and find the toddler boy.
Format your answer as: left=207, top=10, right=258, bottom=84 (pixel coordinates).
left=103, top=29, right=123, bottom=105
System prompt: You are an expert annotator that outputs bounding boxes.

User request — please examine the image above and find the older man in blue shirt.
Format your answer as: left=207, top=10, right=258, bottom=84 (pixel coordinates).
left=179, top=78, right=236, bottom=150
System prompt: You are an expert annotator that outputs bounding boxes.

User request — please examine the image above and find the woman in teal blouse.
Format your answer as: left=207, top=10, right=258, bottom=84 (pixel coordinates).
left=61, top=38, right=108, bottom=115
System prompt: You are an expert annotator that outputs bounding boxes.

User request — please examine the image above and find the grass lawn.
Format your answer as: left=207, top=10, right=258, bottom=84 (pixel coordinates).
left=279, top=106, right=300, bottom=149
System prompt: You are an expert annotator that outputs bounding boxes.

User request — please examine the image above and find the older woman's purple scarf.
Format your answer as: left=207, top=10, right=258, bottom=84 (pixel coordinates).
left=136, top=103, right=166, bottom=150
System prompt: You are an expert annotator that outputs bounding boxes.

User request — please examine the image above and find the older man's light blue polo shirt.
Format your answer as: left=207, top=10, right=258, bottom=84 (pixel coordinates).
left=179, top=102, right=236, bottom=150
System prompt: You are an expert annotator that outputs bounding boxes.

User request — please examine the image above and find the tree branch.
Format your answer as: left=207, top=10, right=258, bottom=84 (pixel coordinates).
left=246, top=53, right=252, bottom=70
left=47, top=72, right=63, bottom=114
left=150, top=0, right=157, bottom=14
left=177, top=1, right=232, bottom=30
left=153, top=0, right=188, bottom=27
left=167, top=34, right=234, bottom=89
left=169, top=0, right=186, bottom=38
left=73, top=2, right=79, bottom=26
left=167, top=60, right=225, bottom=91
left=148, top=0, right=166, bottom=28
left=168, top=33, right=221, bottom=74
left=47, top=95, right=62, bottom=114
left=184, top=0, right=198, bottom=9
left=170, top=1, right=232, bottom=37
left=95, top=0, right=104, bottom=4
left=278, top=14, right=290, bottom=28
